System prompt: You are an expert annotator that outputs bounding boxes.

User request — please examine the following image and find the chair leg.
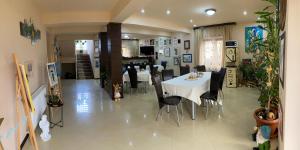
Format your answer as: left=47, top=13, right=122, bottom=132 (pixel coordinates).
left=205, top=99, right=209, bottom=120
left=156, top=108, right=162, bottom=121
left=180, top=102, right=183, bottom=116
left=175, top=106, right=180, bottom=127
left=218, top=101, right=224, bottom=118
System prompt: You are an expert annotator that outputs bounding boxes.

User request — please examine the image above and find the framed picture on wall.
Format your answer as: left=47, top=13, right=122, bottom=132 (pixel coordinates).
left=173, top=57, right=179, bottom=65
left=245, top=26, right=263, bottom=52
left=182, top=54, right=192, bottom=63
left=174, top=48, right=178, bottom=55
left=46, top=63, right=58, bottom=87
left=150, top=39, right=155, bottom=45
left=164, top=48, right=170, bottom=57
left=280, top=32, right=286, bottom=88
left=184, top=40, right=190, bottom=50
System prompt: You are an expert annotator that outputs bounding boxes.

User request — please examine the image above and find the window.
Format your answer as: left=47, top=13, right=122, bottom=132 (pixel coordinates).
left=201, top=38, right=223, bottom=71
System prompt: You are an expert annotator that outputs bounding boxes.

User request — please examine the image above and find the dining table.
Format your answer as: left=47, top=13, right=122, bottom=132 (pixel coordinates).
left=123, top=70, right=152, bottom=85
left=161, top=72, right=211, bottom=120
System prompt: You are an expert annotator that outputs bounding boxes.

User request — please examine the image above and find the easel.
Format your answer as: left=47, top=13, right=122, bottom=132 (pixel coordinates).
left=0, top=118, right=3, bottom=150
left=13, top=54, right=39, bottom=150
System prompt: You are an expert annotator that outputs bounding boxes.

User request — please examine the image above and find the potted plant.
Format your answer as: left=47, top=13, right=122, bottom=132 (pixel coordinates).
left=251, top=0, right=280, bottom=139
left=46, top=88, right=63, bottom=107
left=46, top=94, right=62, bottom=107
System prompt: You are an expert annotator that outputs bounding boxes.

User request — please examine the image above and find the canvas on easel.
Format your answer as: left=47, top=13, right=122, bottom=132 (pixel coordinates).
left=0, top=118, right=3, bottom=150
left=13, top=53, right=39, bottom=150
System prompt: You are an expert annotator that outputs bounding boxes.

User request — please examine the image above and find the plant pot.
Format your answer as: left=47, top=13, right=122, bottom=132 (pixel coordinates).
left=254, top=108, right=279, bottom=139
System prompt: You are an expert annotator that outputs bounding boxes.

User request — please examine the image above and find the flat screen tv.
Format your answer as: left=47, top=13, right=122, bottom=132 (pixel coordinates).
left=140, top=46, right=154, bottom=56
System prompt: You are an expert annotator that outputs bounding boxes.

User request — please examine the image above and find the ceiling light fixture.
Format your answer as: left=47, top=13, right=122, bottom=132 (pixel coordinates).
left=166, top=9, right=171, bottom=15
left=141, top=9, right=145, bottom=14
left=243, top=11, right=248, bottom=15
left=190, top=19, right=193, bottom=23
left=124, top=35, right=129, bottom=39
left=205, top=8, right=216, bottom=16
left=193, top=24, right=197, bottom=27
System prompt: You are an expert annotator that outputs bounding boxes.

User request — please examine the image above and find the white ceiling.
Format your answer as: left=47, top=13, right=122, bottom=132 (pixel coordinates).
left=39, top=0, right=269, bottom=34
left=33, top=0, right=119, bottom=12
left=139, top=0, right=268, bottom=27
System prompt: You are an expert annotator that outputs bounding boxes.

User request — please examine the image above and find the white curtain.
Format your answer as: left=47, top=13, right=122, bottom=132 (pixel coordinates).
left=201, top=38, right=223, bottom=71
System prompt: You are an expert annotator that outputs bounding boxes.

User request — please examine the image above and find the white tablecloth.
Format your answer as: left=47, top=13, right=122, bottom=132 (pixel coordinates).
left=123, top=70, right=152, bottom=85
left=146, top=65, right=164, bottom=72
left=161, top=72, right=211, bottom=105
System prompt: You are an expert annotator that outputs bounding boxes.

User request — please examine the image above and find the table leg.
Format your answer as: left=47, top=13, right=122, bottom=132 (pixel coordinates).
left=192, top=102, right=196, bottom=120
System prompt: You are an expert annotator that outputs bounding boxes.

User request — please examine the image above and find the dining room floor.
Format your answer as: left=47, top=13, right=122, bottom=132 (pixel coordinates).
left=23, top=79, right=274, bottom=150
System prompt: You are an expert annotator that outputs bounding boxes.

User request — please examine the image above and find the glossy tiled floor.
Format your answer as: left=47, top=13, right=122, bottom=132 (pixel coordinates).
left=24, top=80, right=263, bottom=150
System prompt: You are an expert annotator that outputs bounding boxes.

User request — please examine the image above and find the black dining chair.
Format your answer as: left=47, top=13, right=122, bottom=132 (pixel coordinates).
left=128, top=68, right=138, bottom=94
left=194, top=65, right=206, bottom=72
left=180, top=66, right=190, bottom=75
left=200, top=71, right=221, bottom=119
left=162, top=69, right=175, bottom=81
left=161, top=61, right=167, bottom=70
left=140, top=63, right=146, bottom=70
left=153, top=76, right=182, bottom=126
left=218, top=68, right=227, bottom=100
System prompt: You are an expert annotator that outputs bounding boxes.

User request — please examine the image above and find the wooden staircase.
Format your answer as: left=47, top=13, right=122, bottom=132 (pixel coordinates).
left=76, top=54, right=94, bottom=79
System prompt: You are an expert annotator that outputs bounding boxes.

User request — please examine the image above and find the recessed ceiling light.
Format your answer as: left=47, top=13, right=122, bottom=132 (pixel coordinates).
left=243, top=11, right=248, bottom=15
left=190, top=19, right=193, bottom=23
left=193, top=25, right=197, bottom=27
left=166, top=9, right=171, bottom=15
left=205, top=9, right=216, bottom=16
left=141, top=9, right=145, bottom=14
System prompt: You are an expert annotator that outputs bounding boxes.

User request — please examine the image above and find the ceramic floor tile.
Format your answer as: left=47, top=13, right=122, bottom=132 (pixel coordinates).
left=23, top=79, right=274, bottom=150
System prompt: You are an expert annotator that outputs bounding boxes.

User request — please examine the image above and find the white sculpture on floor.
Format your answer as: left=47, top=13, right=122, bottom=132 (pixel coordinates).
left=39, top=115, right=51, bottom=141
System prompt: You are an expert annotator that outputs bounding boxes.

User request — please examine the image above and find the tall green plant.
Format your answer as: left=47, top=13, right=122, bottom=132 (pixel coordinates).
left=251, top=0, right=280, bottom=109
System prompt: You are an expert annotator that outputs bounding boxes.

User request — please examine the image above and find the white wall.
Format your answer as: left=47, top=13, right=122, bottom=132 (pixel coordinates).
left=282, top=0, right=300, bottom=149
left=0, top=0, right=47, bottom=149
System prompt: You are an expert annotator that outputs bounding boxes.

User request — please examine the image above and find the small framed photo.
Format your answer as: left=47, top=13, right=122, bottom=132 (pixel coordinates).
left=150, top=39, right=155, bottom=45
left=182, top=54, right=192, bottom=63
left=47, top=63, right=59, bottom=87
left=184, top=40, right=190, bottom=50
left=164, top=48, right=170, bottom=57
left=280, top=32, right=286, bottom=88
left=173, top=57, right=179, bottom=65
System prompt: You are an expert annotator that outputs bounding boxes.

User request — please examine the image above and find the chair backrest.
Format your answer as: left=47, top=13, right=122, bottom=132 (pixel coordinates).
left=218, top=68, right=227, bottom=90
left=153, top=75, right=164, bottom=108
left=162, top=69, right=174, bottom=81
left=161, top=61, right=167, bottom=69
left=128, top=68, right=138, bottom=88
left=140, top=63, right=146, bottom=70
left=180, top=66, right=190, bottom=75
left=194, top=65, right=206, bottom=72
left=210, top=71, right=221, bottom=94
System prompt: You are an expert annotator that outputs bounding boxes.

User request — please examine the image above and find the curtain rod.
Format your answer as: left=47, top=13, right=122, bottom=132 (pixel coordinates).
left=193, top=22, right=236, bottom=30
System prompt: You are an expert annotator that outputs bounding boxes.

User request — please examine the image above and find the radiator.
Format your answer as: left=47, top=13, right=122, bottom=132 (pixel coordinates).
left=21, top=84, right=47, bottom=142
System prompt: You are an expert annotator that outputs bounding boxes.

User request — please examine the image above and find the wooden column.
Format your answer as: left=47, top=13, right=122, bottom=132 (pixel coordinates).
left=100, top=23, right=123, bottom=99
